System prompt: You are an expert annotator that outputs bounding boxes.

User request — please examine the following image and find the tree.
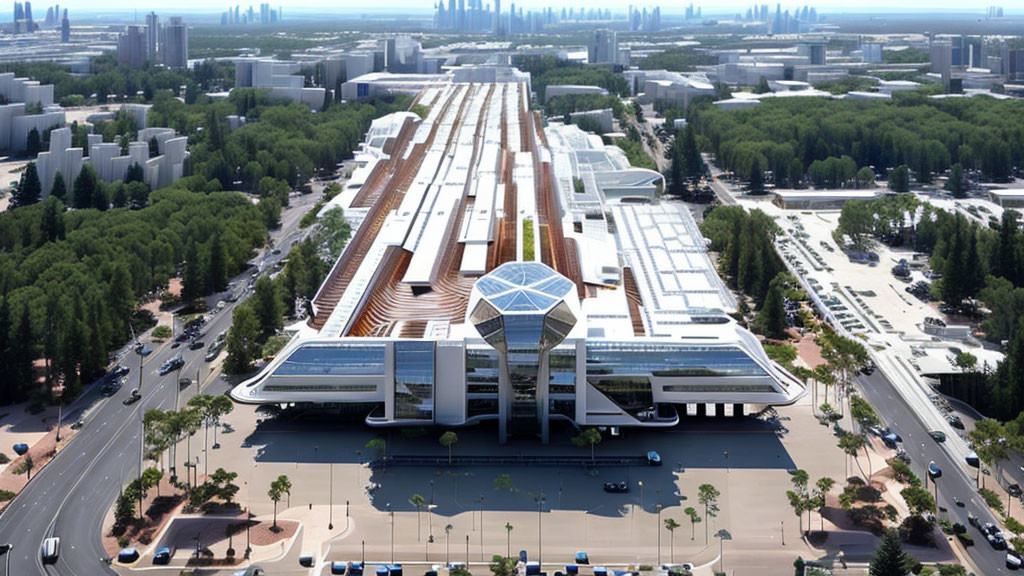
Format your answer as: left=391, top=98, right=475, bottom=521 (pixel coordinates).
left=664, top=517, right=680, bottom=562
left=141, top=467, right=163, bottom=498
left=856, top=166, right=876, bottom=188
left=125, top=162, right=145, bottom=184
left=684, top=506, right=701, bottom=540
left=26, top=128, right=41, bottom=156
left=814, top=477, right=835, bottom=531
left=749, top=156, right=765, bottom=193
left=258, top=197, right=282, bottom=229
left=489, top=555, right=516, bottom=576
left=110, top=182, right=128, bottom=209
left=900, top=485, right=935, bottom=516
left=571, top=428, right=602, bottom=462
left=945, top=163, right=965, bottom=198
left=50, top=171, right=67, bottom=202
left=756, top=273, right=789, bottom=339
left=869, top=529, right=913, bottom=576
left=207, top=233, right=227, bottom=293
left=493, top=473, right=513, bottom=492
left=697, top=483, right=720, bottom=543
left=72, top=164, right=98, bottom=209
left=888, top=165, right=911, bottom=193
left=969, top=419, right=1009, bottom=489
left=439, top=431, right=458, bottom=464
left=318, top=207, right=352, bottom=261
left=12, top=162, right=42, bottom=208
left=268, top=475, right=292, bottom=529
left=365, top=438, right=387, bottom=460
left=786, top=489, right=809, bottom=536
left=504, top=523, right=513, bottom=558
left=40, top=196, right=65, bottom=243
left=787, top=469, right=810, bottom=534
left=251, top=276, right=283, bottom=340
left=754, top=76, right=771, bottom=94
left=126, top=181, right=150, bottom=209
left=224, top=304, right=261, bottom=373
left=410, top=493, right=428, bottom=541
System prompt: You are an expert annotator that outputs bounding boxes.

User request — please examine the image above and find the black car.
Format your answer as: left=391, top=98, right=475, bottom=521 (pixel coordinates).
left=1009, top=484, right=1023, bottom=498
left=188, top=339, right=205, bottom=350
left=860, top=361, right=875, bottom=375
left=112, top=365, right=130, bottom=377
left=949, top=416, right=965, bottom=430
left=603, top=482, right=629, bottom=493
left=968, top=514, right=982, bottom=530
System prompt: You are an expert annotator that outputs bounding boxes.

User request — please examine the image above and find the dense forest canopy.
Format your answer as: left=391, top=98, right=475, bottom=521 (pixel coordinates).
left=693, top=94, right=1023, bottom=188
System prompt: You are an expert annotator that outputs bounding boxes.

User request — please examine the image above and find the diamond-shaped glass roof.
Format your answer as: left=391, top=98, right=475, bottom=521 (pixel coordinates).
left=474, top=262, right=574, bottom=313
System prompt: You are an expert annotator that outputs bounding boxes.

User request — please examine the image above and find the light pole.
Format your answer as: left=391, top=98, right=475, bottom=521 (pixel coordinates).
left=724, top=451, right=729, bottom=473
left=479, top=494, right=485, bottom=561
left=714, top=529, right=732, bottom=574
left=638, top=481, right=644, bottom=512
left=329, top=461, right=334, bottom=530
left=656, top=503, right=663, bottom=565
left=0, top=543, right=12, bottom=575
left=465, top=534, right=469, bottom=565
left=535, top=495, right=546, bottom=566
left=388, top=503, right=394, bottom=564
left=356, top=449, right=362, bottom=488
left=445, top=524, right=453, bottom=564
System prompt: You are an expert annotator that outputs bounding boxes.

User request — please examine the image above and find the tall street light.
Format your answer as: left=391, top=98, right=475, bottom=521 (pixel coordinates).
left=535, top=495, right=546, bottom=566
left=479, top=495, right=485, bottom=561
left=0, top=543, right=12, bottom=575
left=656, top=503, right=663, bottom=565
left=714, top=529, right=732, bottom=574
left=329, top=460, right=334, bottom=530
left=387, top=502, right=394, bottom=564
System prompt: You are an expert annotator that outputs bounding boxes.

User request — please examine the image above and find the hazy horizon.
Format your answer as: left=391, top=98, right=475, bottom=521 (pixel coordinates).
left=1, top=1, right=1021, bottom=21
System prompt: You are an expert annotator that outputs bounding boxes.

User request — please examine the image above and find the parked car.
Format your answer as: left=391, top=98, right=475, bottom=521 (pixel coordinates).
left=603, top=482, right=629, bottom=493
left=1009, top=484, right=1023, bottom=498
left=929, top=430, right=946, bottom=443
left=1007, top=551, right=1022, bottom=570
left=575, top=551, right=589, bottom=565
left=519, top=550, right=529, bottom=563
left=123, top=389, right=141, bottom=406
left=117, top=547, right=140, bottom=563
left=949, top=416, right=965, bottom=430
left=646, top=450, right=662, bottom=466
left=153, top=546, right=173, bottom=565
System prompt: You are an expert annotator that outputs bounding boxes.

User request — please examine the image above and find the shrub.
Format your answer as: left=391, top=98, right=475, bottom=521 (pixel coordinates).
left=0, top=489, right=14, bottom=501
left=0, top=453, right=9, bottom=464
left=956, top=532, right=974, bottom=547
left=979, top=488, right=1004, bottom=514
left=151, top=325, right=172, bottom=340
left=118, top=535, right=130, bottom=549
left=1005, top=516, right=1024, bottom=534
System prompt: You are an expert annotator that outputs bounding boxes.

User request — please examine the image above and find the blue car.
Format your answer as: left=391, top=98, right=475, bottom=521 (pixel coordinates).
left=519, top=550, right=528, bottom=563
left=117, top=548, right=140, bottom=563
left=575, top=551, right=590, bottom=564
left=928, top=461, right=942, bottom=479
left=153, top=546, right=173, bottom=565
left=647, top=451, right=662, bottom=466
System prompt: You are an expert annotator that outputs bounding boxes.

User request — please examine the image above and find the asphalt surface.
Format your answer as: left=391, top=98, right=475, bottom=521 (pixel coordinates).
left=0, top=191, right=319, bottom=576
left=857, top=370, right=1011, bottom=574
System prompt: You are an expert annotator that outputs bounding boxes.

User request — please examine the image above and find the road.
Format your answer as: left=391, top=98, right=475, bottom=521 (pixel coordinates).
left=0, top=190, right=320, bottom=575
left=857, top=370, right=1010, bottom=574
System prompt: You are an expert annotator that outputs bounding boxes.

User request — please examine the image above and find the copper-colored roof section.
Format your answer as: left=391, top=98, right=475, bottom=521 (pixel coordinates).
left=622, top=266, right=647, bottom=337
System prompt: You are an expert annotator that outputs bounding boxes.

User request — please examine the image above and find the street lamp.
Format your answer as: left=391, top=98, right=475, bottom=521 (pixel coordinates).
left=724, top=451, right=729, bottom=473
left=445, top=524, right=453, bottom=564
left=0, top=543, right=12, bottom=575
left=388, top=502, right=395, bottom=564
left=656, top=503, right=663, bottom=565
left=714, top=529, right=732, bottom=574
left=329, top=460, right=334, bottom=531
left=638, top=481, right=644, bottom=512
left=479, top=494, right=485, bottom=561
left=535, top=495, right=546, bottom=566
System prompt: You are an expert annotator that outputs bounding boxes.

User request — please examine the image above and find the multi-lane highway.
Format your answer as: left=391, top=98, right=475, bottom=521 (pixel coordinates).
left=0, top=191, right=319, bottom=575
left=858, top=370, right=1010, bottom=574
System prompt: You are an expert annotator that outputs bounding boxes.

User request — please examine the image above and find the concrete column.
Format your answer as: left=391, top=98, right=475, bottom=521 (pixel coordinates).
left=537, top=349, right=550, bottom=445
left=695, top=403, right=707, bottom=417
left=497, top=351, right=511, bottom=444
left=715, top=403, right=726, bottom=418
left=733, top=403, right=744, bottom=417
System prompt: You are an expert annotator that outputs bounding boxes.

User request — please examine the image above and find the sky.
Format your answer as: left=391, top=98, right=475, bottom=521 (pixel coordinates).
left=7, top=0, right=1018, bottom=17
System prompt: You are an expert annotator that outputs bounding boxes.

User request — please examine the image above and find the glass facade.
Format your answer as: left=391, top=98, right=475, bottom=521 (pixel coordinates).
left=466, top=348, right=499, bottom=417
left=588, top=377, right=654, bottom=420
left=394, top=341, right=434, bottom=420
left=585, top=342, right=768, bottom=378
left=274, top=343, right=387, bottom=376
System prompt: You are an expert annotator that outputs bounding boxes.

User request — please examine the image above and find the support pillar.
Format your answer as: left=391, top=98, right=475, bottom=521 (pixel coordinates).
left=733, top=403, right=744, bottom=417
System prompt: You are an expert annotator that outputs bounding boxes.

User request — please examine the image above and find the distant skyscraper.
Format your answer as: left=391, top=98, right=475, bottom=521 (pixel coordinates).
left=145, top=12, right=159, bottom=63
left=60, top=8, right=69, bottom=42
left=117, top=25, right=147, bottom=69
left=457, top=0, right=465, bottom=30
left=588, top=29, right=617, bottom=64
left=493, top=0, right=500, bottom=34
left=161, top=16, right=188, bottom=69
left=24, top=1, right=34, bottom=33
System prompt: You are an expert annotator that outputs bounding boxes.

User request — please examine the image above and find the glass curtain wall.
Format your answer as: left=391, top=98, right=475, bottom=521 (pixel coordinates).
left=394, top=341, right=435, bottom=420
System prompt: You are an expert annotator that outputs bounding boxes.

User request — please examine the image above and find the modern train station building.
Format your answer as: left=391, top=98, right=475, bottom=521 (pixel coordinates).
left=230, top=68, right=804, bottom=443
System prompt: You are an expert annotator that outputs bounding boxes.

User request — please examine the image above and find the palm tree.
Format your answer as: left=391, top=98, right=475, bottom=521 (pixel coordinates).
left=684, top=507, right=701, bottom=540
left=410, top=493, right=428, bottom=541
left=439, top=431, right=458, bottom=464
left=268, top=475, right=291, bottom=529
left=697, top=484, right=720, bottom=544
left=505, top=522, right=513, bottom=558
left=814, top=477, right=836, bottom=532
left=664, top=518, right=680, bottom=562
